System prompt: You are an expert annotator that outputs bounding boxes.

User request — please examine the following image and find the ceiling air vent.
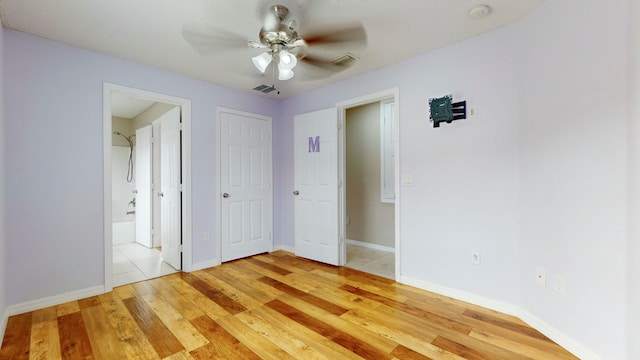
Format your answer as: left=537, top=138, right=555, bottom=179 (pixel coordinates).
left=332, top=54, right=357, bottom=67
left=253, top=84, right=277, bottom=93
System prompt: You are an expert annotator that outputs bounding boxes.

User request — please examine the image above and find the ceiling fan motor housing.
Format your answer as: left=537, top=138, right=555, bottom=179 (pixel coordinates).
left=259, top=23, right=298, bottom=48
left=258, top=5, right=302, bottom=50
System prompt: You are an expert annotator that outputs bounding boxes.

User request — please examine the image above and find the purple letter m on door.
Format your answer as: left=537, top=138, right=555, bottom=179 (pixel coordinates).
left=308, top=136, right=320, bottom=153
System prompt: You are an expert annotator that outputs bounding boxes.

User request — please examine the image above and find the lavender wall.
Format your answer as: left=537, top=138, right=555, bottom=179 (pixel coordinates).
left=628, top=0, right=640, bottom=358
left=517, top=0, right=628, bottom=358
left=0, top=20, right=7, bottom=341
left=276, top=1, right=629, bottom=358
left=3, top=29, right=279, bottom=306
left=0, top=0, right=633, bottom=357
left=280, top=24, right=521, bottom=301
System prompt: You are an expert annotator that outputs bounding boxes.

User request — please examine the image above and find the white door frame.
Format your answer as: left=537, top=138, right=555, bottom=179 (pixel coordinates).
left=336, top=88, right=400, bottom=276
left=216, top=107, right=274, bottom=263
left=103, top=83, right=193, bottom=292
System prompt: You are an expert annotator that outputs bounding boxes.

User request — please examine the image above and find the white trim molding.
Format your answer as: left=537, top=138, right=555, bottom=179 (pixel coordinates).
left=336, top=87, right=400, bottom=274
left=1, top=285, right=103, bottom=347
left=347, top=239, right=395, bottom=253
left=191, top=259, right=221, bottom=272
left=272, top=244, right=295, bottom=253
left=398, top=275, right=604, bottom=360
left=6, top=286, right=104, bottom=318
left=103, top=83, right=193, bottom=292
left=0, top=308, right=7, bottom=348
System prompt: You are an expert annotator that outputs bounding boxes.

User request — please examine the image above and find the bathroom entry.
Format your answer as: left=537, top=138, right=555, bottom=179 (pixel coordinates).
left=109, top=91, right=183, bottom=287
left=342, top=97, right=396, bottom=279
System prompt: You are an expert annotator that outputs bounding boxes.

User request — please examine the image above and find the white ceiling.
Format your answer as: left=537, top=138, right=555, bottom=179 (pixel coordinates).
left=0, top=0, right=542, bottom=99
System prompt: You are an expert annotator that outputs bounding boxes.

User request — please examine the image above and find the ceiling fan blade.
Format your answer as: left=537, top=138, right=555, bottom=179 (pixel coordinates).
left=298, top=54, right=353, bottom=79
left=182, top=22, right=250, bottom=55
left=303, top=24, right=367, bottom=47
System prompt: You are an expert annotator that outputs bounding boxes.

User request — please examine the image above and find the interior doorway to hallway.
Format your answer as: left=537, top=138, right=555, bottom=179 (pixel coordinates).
left=343, top=100, right=396, bottom=279
left=337, top=88, right=400, bottom=279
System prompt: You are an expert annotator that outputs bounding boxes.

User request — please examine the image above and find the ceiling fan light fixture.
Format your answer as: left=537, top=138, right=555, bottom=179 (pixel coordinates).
left=252, top=52, right=272, bottom=73
left=278, top=67, right=295, bottom=80
left=278, top=50, right=298, bottom=70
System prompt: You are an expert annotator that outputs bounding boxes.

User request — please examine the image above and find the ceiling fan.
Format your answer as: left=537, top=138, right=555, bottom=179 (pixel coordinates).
left=183, top=3, right=367, bottom=83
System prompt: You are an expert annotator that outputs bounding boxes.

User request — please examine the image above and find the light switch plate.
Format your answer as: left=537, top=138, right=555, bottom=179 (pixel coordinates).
left=402, top=175, right=414, bottom=186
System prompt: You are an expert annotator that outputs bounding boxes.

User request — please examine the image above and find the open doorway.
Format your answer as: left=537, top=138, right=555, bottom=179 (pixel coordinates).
left=103, top=84, right=193, bottom=291
left=344, top=100, right=395, bottom=278
left=338, top=89, right=400, bottom=279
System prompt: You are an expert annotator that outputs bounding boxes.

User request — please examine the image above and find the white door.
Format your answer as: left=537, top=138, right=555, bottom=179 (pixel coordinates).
left=220, top=110, right=272, bottom=262
left=152, top=119, right=162, bottom=248
left=135, top=125, right=153, bottom=248
left=160, top=107, right=182, bottom=270
left=294, top=108, right=340, bottom=265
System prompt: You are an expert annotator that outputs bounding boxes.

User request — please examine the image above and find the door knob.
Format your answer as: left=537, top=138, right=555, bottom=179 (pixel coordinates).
left=158, top=192, right=164, bottom=197
left=293, top=190, right=300, bottom=196
left=223, top=193, right=229, bottom=198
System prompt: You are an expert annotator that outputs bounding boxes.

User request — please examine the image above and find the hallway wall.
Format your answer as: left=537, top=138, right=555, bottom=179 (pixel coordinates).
left=346, top=102, right=394, bottom=248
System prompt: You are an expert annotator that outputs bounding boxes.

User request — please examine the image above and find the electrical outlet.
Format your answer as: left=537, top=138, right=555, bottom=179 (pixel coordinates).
left=554, top=276, right=566, bottom=294
left=472, top=251, right=481, bottom=265
left=536, top=267, right=546, bottom=287
left=203, top=232, right=210, bottom=242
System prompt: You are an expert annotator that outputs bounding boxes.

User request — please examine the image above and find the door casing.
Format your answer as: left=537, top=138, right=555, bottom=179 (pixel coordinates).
left=103, top=83, right=193, bottom=292
left=336, top=88, right=400, bottom=275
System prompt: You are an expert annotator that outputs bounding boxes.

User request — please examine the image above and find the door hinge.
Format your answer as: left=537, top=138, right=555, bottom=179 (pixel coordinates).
left=179, top=244, right=183, bottom=252
left=178, top=184, right=183, bottom=192
left=179, top=123, right=183, bottom=131
left=337, top=121, right=342, bottom=129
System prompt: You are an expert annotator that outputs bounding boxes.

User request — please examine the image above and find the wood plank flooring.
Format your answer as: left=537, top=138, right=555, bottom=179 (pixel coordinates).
left=0, top=251, right=578, bottom=360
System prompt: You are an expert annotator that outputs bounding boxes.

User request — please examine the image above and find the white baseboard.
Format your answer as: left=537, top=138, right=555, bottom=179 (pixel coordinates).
left=1, top=286, right=101, bottom=347
left=347, top=239, right=395, bottom=253
left=0, top=307, right=8, bottom=348
left=272, top=244, right=295, bottom=253
left=516, top=309, right=604, bottom=360
left=6, top=285, right=104, bottom=318
left=191, top=258, right=220, bottom=272
left=399, top=275, right=520, bottom=317
left=398, top=275, right=604, bottom=360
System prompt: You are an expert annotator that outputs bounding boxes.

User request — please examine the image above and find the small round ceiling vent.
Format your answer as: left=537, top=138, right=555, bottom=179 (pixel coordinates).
left=467, top=5, right=491, bottom=20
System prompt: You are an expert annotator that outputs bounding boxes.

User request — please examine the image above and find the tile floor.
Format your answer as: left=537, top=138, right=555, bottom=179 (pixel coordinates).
left=345, top=243, right=395, bottom=279
left=113, top=242, right=178, bottom=287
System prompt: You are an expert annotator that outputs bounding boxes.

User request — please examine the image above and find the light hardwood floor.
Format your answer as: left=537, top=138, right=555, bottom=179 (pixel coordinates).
left=0, top=251, right=578, bottom=359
